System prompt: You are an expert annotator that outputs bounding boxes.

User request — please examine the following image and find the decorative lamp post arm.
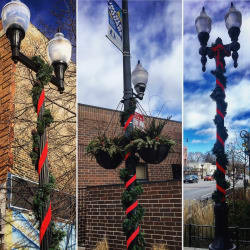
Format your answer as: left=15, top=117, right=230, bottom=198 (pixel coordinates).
left=11, top=51, right=62, bottom=89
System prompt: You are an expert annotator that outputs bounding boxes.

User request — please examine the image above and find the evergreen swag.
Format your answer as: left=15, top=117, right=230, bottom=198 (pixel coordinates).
left=29, top=56, right=65, bottom=248
left=86, top=134, right=128, bottom=158
left=120, top=168, right=146, bottom=249
left=125, top=119, right=176, bottom=153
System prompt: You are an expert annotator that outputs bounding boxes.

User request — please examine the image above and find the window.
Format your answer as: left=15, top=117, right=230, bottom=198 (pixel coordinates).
left=7, top=174, right=75, bottom=221
left=172, top=164, right=182, bottom=180
left=136, top=163, right=148, bottom=182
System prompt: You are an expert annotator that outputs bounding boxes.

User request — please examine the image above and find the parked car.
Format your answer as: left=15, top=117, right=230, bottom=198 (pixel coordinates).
left=204, top=175, right=213, bottom=181
left=192, top=175, right=199, bottom=182
left=237, top=175, right=243, bottom=180
left=184, top=175, right=198, bottom=183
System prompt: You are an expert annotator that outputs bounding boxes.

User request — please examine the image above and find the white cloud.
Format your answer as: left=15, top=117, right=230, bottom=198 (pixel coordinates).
left=78, top=1, right=182, bottom=121
left=192, top=139, right=204, bottom=144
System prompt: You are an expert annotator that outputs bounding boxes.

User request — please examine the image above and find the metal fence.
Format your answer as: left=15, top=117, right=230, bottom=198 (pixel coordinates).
left=184, top=224, right=250, bottom=249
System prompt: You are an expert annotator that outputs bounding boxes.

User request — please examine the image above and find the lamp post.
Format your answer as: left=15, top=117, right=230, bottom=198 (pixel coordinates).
left=201, top=164, right=204, bottom=179
left=121, top=0, right=148, bottom=248
left=195, top=3, right=242, bottom=250
left=1, top=1, right=72, bottom=249
left=240, top=130, right=250, bottom=182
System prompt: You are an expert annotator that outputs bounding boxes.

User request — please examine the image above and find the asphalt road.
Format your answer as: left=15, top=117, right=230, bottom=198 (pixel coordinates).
left=184, top=179, right=245, bottom=200
left=184, top=180, right=216, bottom=200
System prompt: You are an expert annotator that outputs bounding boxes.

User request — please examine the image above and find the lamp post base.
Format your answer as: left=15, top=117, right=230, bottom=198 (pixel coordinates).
left=209, top=241, right=236, bottom=250
left=209, top=202, right=236, bottom=250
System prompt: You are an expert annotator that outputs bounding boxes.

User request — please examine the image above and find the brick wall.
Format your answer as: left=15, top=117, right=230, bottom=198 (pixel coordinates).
left=78, top=104, right=182, bottom=187
left=78, top=180, right=182, bottom=249
left=0, top=22, right=15, bottom=186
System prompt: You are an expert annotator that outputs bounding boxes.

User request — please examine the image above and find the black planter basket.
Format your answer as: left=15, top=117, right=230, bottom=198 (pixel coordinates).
left=95, top=150, right=123, bottom=169
left=138, top=144, right=171, bottom=164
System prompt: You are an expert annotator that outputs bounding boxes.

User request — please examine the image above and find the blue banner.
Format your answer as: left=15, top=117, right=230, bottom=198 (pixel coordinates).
left=107, top=0, right=123, bottom=52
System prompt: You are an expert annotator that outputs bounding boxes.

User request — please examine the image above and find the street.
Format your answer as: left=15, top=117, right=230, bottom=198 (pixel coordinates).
left=184, top=179, right=245, bottom=200
left=184, top=180, right=216, bottom=200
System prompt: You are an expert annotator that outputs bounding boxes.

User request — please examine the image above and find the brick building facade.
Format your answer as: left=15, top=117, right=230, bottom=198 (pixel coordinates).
left=0, top=21, right=76, bottom=248
left=78, top=103, right=182, bottom=249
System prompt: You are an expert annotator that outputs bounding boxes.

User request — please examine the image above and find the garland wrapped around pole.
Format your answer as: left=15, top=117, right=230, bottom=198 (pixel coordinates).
left=210, top=39, right=229, bottom=203
left=29, top=56, right=65, bottom=249
left=209, top=38, right=232, bottom=249
left=120, top=98, right=145, bottom=250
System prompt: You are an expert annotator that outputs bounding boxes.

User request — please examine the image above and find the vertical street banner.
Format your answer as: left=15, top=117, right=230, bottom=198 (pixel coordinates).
left=107, top=0, right=123, bottom=52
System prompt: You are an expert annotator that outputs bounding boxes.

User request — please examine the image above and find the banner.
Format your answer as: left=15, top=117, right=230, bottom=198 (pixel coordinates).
left=133, top=112, right=144, bottom=129
left=107, top=0, right=123, bottom=52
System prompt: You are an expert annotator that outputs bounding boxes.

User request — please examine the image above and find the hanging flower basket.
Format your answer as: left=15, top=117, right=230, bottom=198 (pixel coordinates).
left=138, top=144, right=171, bottom=164
left=86, top=134, right=125, bottom=170
left=95, top=150, right=123, bottom=169
left=125, top=119, right=176, bottom=164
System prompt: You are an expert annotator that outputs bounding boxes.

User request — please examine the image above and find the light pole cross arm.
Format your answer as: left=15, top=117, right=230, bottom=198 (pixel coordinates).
left=14, top=51, right=61, bottom=89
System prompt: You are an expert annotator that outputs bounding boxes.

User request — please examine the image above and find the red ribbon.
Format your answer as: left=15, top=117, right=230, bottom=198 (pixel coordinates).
left=216, top=161, right=226, bottom=175
left=40, top=202, right=52, bottom=244
left=124, top=114, right=134, bottom=131
left=217, top=108, right=224, bottom=119
left=125, top=152, right=131, bottom=161
left=126, top=201, right=138, bottom=215
left=216, top=79, right=225, bottom=91
left=126, top=175, right=136, bottom=189
left=127, top=226, right=140, bottom=248
left=216, top=184, right=226, bottom=195
left=212, top=44, right=225, bottom=69
left=37, top=89, right=45, bottom=116
left=38, top=141, right=48, bottom=175
left=217, top=133, right=225, bottom=146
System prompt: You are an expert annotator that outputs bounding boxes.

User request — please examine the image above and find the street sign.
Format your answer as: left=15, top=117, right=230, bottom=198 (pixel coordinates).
left=107, top=0, right=123, bottom=52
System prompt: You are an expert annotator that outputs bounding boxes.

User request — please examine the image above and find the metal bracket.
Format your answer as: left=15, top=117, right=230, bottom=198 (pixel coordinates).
left=16, top=52, right=60, bottom=88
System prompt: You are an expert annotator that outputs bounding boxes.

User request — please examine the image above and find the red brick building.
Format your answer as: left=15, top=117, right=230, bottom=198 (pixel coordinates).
left=78, top=104, right=182, bottom=249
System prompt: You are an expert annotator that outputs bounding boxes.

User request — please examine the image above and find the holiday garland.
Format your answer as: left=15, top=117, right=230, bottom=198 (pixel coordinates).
left=210, top=40, right=230, bottom=203
left=121, top=97, right=146, bottom=249
left=29, top=56, right=65, bottom=249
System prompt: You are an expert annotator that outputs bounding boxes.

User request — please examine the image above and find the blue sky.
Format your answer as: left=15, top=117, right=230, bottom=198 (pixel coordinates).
left=78, top=0, right=182, bottom=122
left=184, top=0, right=250, bottom=153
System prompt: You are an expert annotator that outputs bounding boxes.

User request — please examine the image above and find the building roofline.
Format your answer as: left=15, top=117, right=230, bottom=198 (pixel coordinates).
left=78, top=103, right=181, bottom=124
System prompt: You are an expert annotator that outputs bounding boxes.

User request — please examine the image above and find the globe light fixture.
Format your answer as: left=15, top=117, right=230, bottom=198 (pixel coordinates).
left=225, top=2, right=242, bottom=42
left=1, top=0, right=30, bottom=62
left=131, top=60, right=148, bottom=100
left=47, top=32, right=72, bottom=92
left=195, top=7, right=212, bottom=47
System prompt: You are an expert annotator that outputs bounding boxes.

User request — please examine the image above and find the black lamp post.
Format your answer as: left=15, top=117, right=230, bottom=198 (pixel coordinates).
left=195, top=3, right=242, bottom=250
left=1, top=0, right=72, bottom=249
left=201, top=164, right=204, bottom=179
left=240, top=130, right=250, bottom=181
left=121, top=0, right=148, bottom=248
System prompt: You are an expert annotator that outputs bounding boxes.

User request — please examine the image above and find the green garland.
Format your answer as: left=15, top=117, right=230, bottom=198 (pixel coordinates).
left=29, top=56, right=65, bottom=248
left=120, top=168, right=146, bottom=249
left=125, top=119, right=176, bottom=153
left=86, top=134, right=127, bottom=158
left=212, top=169, right=231, bottom=202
